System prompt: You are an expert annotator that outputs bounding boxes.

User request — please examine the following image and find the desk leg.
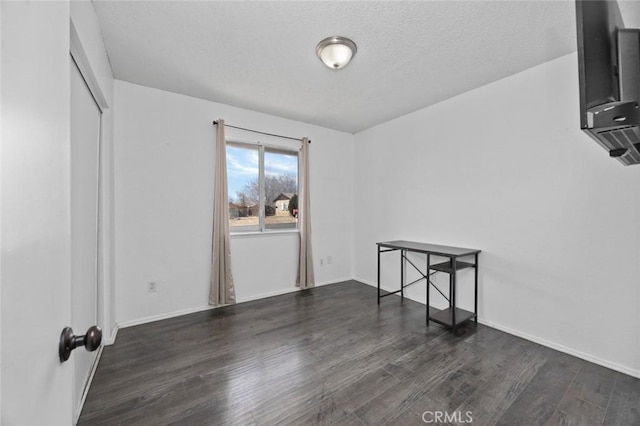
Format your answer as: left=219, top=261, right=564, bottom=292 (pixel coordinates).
left=400, top=250, right=405, bottom=301
left=426, top=254, right=430, bottom=325
left=451, top=258, right=457, bottom=330
left=474, top=253, right=478, bottom=324
left=377, top=246, right=381, bottom=304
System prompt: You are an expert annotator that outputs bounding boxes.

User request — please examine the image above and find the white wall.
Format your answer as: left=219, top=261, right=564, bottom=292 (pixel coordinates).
left=353, top=53, right=640, bottom=377
left=70, top=0, right=117, bottom=343
left=113, top=81, right=354, bottom=325
left=1, top=1, right=4, bottom=417
left=1, top=2, right=74, bottom=424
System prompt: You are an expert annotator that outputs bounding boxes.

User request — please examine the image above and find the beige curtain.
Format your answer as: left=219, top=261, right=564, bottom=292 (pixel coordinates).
left=296, top=137, right=315, bottom=289
left=210, top=119, right=236, bottom=306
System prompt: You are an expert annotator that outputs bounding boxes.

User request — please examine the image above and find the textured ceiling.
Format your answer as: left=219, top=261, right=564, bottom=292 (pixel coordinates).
left=93, top=1, right=583, bottom=133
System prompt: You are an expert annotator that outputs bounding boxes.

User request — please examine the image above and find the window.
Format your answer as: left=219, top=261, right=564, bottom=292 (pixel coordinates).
left=226, top=141, right=298, bottom=233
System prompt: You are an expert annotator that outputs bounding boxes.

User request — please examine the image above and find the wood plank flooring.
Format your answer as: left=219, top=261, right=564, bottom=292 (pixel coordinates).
left=79, top=281, right=640, bottom=425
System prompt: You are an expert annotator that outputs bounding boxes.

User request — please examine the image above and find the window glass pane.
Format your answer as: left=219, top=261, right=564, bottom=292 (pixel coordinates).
left=227, top=143, right=259, bottom=232
left=264, top=148, right=298, bottom=230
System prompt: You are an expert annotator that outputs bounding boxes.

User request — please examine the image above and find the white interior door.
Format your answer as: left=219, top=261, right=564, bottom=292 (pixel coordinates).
left=70, top=55, right=101, bottom=417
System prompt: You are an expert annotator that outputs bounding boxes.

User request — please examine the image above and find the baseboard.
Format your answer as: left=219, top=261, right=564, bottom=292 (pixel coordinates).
left=74, top=344, right=104, bottom=425
left=479, top=318, right=640, bottom=379
left=103, top=325, right=119, bottom=346
left=118, top=304, right=217, bottom=329
left=353, top=276, right=640, bottom=379
left=117, top=278, right=352, bottom=330
left=354, top=276, right=448, bottom=308
left=236, top=286, right=300, bottom=304
left=315, top=277, right=354, bottom=287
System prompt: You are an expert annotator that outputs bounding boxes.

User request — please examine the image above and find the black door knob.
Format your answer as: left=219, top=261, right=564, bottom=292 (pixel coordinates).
left=84, top=325, right=102, bottom=352
left=59, top=325, right=103, bottom=362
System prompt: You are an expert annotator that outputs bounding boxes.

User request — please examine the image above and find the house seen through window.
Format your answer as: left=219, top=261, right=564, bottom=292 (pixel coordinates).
left=226, top=141, right=298, bottom=232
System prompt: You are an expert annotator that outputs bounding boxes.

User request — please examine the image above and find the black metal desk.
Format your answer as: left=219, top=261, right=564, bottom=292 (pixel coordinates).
left=377, top=240, right=481, bottom=332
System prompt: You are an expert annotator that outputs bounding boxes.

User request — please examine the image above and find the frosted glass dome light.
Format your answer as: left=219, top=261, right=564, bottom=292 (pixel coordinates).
left=316, top=36, right=357, bottom=70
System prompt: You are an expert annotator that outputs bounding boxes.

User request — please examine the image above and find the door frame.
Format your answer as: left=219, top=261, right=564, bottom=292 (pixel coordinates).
left=69, top=17, right=112, bottom=423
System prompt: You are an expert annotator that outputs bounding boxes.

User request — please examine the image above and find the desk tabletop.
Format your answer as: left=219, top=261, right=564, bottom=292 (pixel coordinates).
left=377, top=240, right=481, bottom=257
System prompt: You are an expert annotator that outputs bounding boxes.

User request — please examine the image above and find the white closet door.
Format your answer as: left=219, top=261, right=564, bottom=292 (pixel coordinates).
left=70, top=55, right=101, bottom=416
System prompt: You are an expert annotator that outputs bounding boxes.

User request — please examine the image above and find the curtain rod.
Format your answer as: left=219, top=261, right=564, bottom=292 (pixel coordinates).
left=213, top=121, right=310, bottom=143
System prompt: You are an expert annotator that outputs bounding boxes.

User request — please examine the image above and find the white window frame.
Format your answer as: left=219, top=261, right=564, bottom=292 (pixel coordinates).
left=227, top=139, right=299, bottom=235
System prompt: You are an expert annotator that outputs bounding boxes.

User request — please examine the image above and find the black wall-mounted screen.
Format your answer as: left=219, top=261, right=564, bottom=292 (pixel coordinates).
left=576, top=0, right=623, bottom=124
left=576, top=0, right=640, bottom=165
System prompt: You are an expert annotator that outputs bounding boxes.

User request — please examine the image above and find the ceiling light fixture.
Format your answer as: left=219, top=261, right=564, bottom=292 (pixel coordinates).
left=315, top=36, right=357, bottom=70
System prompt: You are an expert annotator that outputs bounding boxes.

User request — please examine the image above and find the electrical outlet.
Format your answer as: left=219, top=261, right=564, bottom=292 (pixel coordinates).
left=327, top=256, right=332, bottom=265
left=320, top=258, right=324, bottom=267
left=148, top=281, right=157, bottom=293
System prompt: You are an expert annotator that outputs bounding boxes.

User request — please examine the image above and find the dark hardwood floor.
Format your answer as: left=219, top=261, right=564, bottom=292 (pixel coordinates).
left=79, top=281, right=639, bottom=425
